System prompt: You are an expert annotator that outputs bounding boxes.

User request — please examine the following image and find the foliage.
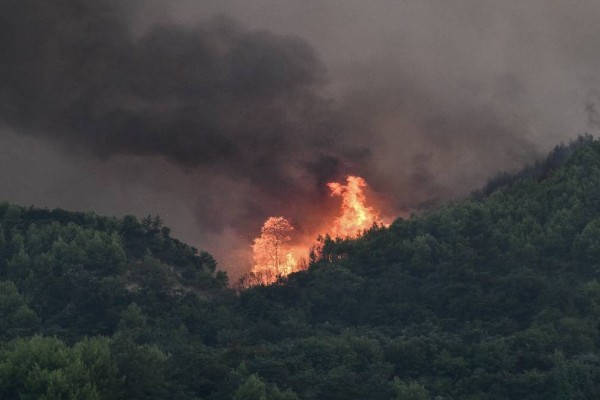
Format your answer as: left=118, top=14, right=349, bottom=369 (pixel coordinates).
left=391, top=378, right=429, bottom=400
left=3, top=137, right=600, bottom=398
left=0, top=336, right=120, bottom=400
left=0, top=281, right=38, bottom=339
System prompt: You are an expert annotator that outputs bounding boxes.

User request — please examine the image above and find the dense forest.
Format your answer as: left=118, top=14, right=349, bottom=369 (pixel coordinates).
left=2, top=136, right=600, bottom=399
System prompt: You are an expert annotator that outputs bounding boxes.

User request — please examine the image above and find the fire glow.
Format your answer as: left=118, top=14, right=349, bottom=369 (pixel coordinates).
left=249, top=175, right=386, bottom=285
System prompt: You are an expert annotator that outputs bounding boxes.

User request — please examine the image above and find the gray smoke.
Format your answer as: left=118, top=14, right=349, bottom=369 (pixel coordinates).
left=1, top=0, right=599, bottom=277
left=0, top=1, right=363, bottom=186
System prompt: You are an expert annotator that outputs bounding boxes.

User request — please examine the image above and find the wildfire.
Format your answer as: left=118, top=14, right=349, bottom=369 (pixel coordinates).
left=327, top=176, right=381, bottom=238
left=248, top=175, right=385, bottom=285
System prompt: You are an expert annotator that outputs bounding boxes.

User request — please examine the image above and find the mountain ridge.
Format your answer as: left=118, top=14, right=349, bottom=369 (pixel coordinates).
left=2, top=136, right=600, bottom=399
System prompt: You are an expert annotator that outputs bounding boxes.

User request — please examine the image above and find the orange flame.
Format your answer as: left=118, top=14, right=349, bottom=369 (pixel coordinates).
left=327, top=175, right=381, bottom=237
left=247, top=176, right=385, bottom=285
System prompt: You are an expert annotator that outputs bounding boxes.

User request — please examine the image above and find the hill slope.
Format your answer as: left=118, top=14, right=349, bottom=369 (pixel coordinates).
left=2, top=137, right=600, bottom=399
left=0, top=209, right=227, bottom=337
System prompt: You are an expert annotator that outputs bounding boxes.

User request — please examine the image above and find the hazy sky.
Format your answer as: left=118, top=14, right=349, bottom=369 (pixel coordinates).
left=1, top=0, right=599, bottom=277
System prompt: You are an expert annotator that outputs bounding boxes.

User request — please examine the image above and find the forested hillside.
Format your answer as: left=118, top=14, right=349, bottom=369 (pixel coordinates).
left=2, top=137, right=600, bottom=399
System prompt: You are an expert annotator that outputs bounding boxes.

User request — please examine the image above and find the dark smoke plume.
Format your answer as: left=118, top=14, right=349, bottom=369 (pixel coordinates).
left=0, top=0, right=364, bottom=215
left=3, top=0, right=597, bottom=277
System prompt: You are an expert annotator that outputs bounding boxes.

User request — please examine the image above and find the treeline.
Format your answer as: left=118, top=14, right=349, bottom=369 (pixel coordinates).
left=3, top=138, right=600, bottom=398
left=472, top=134, right=593, bottom=199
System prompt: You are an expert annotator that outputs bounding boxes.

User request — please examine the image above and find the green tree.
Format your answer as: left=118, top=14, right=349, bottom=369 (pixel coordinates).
left=0, top=336, right=119, bottom=400
left=234, top=374, right=267, bottom=400
left=0, top=281, right=38, bottom=339
left=391, top=378, right=429, bottom=400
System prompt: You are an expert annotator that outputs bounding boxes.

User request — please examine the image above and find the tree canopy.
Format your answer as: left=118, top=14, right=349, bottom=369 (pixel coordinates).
left=2, top=136, right=600, bottom=398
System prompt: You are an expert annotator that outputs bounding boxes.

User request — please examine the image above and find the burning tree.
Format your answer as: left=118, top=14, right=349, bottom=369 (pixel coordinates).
left=251, top=217, right=296, bottom=284
left=243, top=175, right=386, bottom=287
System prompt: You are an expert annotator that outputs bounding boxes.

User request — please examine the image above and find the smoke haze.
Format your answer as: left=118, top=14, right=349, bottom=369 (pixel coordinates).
left=1, top=0, right=599, bottom=277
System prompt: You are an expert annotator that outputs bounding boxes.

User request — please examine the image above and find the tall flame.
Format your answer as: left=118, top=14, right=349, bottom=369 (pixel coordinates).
left=247, top=175, right=385, bottom=285
left=327, top=175, right=381, bottom=237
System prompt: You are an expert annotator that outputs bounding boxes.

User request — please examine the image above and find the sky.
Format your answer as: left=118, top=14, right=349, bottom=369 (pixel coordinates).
left=1, top=0, right=599, bottom=278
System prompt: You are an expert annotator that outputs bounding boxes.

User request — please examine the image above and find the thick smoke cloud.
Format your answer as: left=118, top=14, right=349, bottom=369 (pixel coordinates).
left=0, top=0, right=368, bottom=264
left=0, top=0, right=361, bottom=184
left=1, top=0, right=599, bottom=277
